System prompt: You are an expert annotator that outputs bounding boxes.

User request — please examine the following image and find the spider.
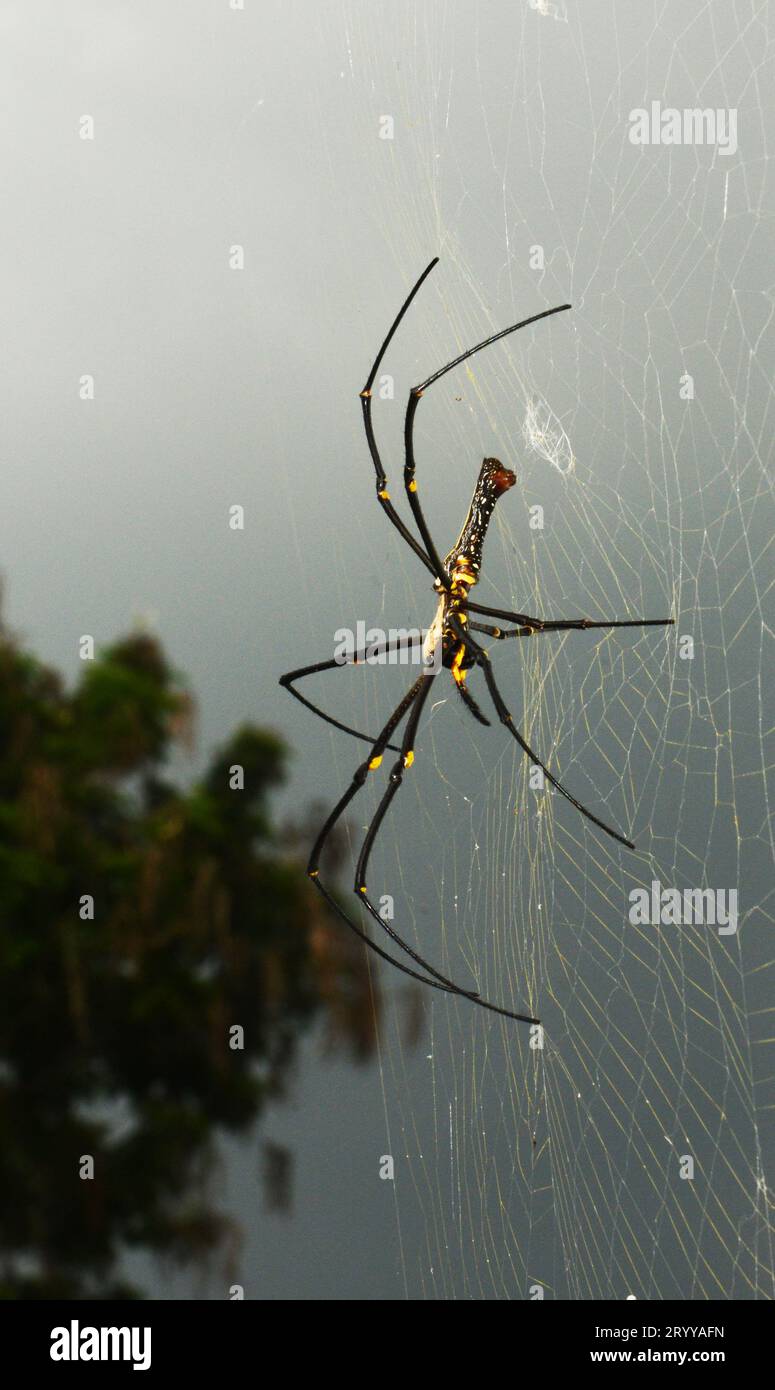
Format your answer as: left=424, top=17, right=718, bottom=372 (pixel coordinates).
left=280, top=259, right=674, bottom=1025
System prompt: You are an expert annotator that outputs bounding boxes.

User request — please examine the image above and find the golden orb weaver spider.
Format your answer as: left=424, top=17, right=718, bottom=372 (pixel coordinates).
left=280, top=259, right=674, bottom=1024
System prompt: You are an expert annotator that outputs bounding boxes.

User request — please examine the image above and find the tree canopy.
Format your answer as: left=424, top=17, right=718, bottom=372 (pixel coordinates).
left=0, top=618, right=381, bottom=1298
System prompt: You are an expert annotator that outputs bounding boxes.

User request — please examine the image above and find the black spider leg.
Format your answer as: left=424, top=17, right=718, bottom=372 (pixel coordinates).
left=280, top=635, right=427, bottom=752
left=448, top=614, right=636, bottom=851
left=454, top=676, right=491, bottom=726
left=308, top=671, right=540, bottom=1024
left=470, top=618, right=675, bottom=639
left=355, top=673, right=435, bottom=895
left=470, top=623, right=539, bottom=639
left=308, top=672, right=474, bottom=991
left=467, top=599, right=675, bottom=633
left=403, top=303, right=572, bottom=581
left=360, top=258, right=445, bottom=583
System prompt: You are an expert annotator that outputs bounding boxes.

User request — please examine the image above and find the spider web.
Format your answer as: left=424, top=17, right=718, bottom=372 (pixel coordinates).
left=297, top=0, right=774, bottom=1301
left=3, top=0, right=771, bottom=1305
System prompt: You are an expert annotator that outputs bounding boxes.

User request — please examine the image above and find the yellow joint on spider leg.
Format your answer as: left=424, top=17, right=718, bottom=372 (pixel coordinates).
left=403, top=750, right=415, bottom=768
left=359, top=884, right=367, bottom=894
left=378, top=488, right=390, bottom=500
left=368, top=754, right=383, bottom=770
left=309, top=869, right=319, bottom=879
left=408, top=479, right=417, bottom=492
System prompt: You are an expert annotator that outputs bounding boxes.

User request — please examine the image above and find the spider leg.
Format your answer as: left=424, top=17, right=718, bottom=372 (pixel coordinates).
left=403, top=303, right=571, bottom=582
left=311, top=874, right=540, bottom=1025
left=279, top=635, right=426, bottom=752
left=355, top=672, right=434, bottom=894
left=467, top=602, right=534, bottom=625
left=308, top=674, right=476, bottom=991
left=308, top=670, right=539, bottom=1024
left=535, top=618, right=675, bottom=633
left=449, top=615, right=636, bottom=850
left=470, top=619, right=675, bottom=640
left=355, top=676, right=537, bottom=1021
left=470, top=622, right=535, bottom=640
left=360, top=259, right=445, bottom=583
left=468, top=599, right=675, bottom=633
left=454, top=674, right=491, bottom=726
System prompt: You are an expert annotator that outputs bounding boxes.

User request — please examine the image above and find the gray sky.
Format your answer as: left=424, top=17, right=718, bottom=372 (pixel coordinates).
left=2, top=1, right=772, bottom=1299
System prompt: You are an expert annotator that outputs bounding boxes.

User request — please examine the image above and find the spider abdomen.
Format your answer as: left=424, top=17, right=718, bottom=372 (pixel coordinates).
left=444, top=457, right=516, bottom=578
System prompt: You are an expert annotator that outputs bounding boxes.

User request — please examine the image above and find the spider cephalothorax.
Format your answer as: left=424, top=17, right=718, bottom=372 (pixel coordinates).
left=280, top=259, right=674, bottom=1026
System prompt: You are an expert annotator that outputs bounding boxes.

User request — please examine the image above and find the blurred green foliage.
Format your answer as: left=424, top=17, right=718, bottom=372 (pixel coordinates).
left=0, top=620, right=381, bottom=1298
